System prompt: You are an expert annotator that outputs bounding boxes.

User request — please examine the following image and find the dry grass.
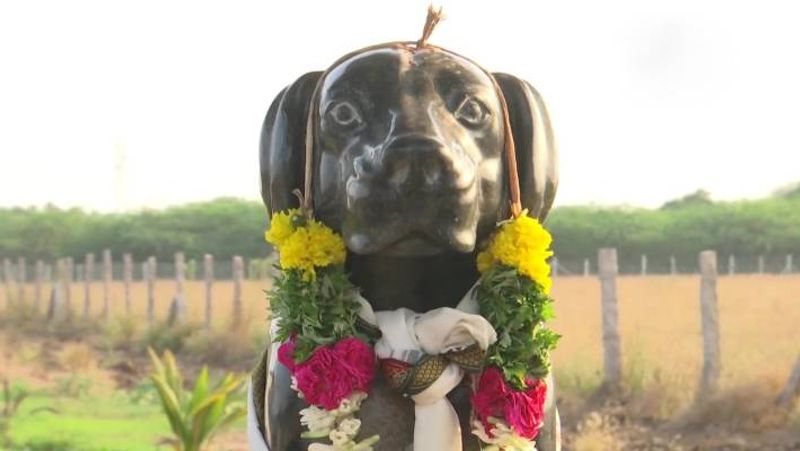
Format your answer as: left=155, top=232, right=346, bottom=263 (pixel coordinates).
left=3, top=279, right=271, bottom=332
left=571, top=412, right=624, bottom=451
left=4, top=275, right=799, bottom=380
left=3, top=274, right=800, bottom=447
left=58, top=342, right=95, bottom=373
left=550, top=274, right=800, bottom=396
left=4, top=274, right=799, bottom=386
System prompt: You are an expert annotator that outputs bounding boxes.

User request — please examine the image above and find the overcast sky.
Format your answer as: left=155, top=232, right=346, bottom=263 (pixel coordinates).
left=1, top=0, right=798, bottom=212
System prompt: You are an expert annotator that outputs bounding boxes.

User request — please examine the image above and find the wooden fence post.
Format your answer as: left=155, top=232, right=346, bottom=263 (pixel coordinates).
left=174, top=252, right=185, bottom=296
left=47, top=259, right=66, bottom=322
left=123, top=253, right=133, bottom=315
left=598, top=248, right=622, bottom=390
left=204, top=254, right=214, bottom=330
left=784, top=254, right=794, bottom=274
left=102, top=249, right=112, bottom=321
left=776, top=355, right=800, bottom=407
left=34, top=260, right=44, bottom=312
left=551, top=257, right=559, bottom=277
left=84, top=253, right=94, bottom=318
left=43, top=263, right=52, bottom=283
left=146, top=256, right=157, bottom=325
left=168, top=252, right=187, bottom=326
left=728, top=255, right=736, bottom=276
left=758, top=255, right=765, bottom=274
left=698, top=250, right=721, bottom=398
left=640, top=254, right=648, bottom=276
left=232, top=256, right=244, bottom=328
left=17, top=257, right=26, bottom=304
left=670, top=256, right=677, bottom=275
left=583, top=258, right=590, bottom=277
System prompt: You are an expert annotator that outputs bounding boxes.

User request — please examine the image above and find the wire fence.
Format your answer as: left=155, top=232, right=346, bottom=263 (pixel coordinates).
left=551, top=253, right=796, bottom=276
left=1, top=252, right=797, bottom=284
left=1, top=255, right=277, bottom=283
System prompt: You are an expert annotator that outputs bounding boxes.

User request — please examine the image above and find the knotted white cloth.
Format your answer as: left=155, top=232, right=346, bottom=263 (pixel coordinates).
left=364, top=291, right=497, bottom=451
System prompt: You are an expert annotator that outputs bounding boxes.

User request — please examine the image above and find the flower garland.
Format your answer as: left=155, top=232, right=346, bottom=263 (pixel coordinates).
left=471, top=212, right=560, bottom=450
left=266, top=208, right=379, bottom=450
left=265, top=208, right=559, bottom=451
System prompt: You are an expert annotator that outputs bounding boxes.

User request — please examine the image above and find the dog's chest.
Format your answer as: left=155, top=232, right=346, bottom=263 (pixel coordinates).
left=347, top=253, right=480, bottom=312
left=292, top=378, right=482, bottom=451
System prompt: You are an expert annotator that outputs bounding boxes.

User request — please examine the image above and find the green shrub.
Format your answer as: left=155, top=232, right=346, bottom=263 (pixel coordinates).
left=148, top=348, right=246, bottom=451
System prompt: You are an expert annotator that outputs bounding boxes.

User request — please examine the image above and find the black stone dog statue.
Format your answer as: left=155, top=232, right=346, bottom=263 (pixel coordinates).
left=252, top=41, right=559, bottom=451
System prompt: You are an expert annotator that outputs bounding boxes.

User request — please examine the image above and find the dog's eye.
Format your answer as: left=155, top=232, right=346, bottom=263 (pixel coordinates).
left=454, top=97, right=489, bottom=127
left=329, top=101, right=363, bottom=128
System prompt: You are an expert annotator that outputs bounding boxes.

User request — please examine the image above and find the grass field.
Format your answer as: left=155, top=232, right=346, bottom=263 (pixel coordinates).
left=551, top=274, right=800, bottom=394
left=7, top=274, right=796, bottom=387
left=2, top=274, right=799, bottom=449
left=5, top=279, right=270, bottom=331
left=8, top=391, right=169, bottom=451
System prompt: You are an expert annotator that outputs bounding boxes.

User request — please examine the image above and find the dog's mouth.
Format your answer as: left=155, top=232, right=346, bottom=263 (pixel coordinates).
left=368, top=231, right=445, bottom=257
left=344, top=217, right=478, bottom=256
left=341, top=176, right=480, bottom=256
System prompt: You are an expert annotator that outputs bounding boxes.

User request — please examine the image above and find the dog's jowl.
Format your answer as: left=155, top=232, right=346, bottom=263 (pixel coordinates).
left=254, top=42, right=560, bottom=451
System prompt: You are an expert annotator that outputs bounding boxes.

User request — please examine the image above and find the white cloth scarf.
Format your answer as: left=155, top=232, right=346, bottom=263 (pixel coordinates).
left=248, top=286, right=498, bottom=451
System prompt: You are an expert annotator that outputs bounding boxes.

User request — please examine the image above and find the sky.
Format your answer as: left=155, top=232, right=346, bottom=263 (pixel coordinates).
left=1, top=0, right=799, bottom=212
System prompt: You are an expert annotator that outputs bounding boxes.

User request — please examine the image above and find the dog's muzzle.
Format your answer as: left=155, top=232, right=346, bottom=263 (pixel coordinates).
left=343, top=134, right=479, bottom=255
left=379, top=135, right=474, bottom=194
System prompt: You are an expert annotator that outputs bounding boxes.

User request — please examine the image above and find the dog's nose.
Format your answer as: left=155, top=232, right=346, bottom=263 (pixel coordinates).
left=383, top=135, right=447, bottom=190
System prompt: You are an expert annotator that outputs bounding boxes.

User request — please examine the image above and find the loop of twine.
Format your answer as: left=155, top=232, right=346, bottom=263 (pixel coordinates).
left=495, top=84, right=523, bottom=218
left=417, top=5, right=444, bottom=49
left=302, top=5, right=524, bottom=219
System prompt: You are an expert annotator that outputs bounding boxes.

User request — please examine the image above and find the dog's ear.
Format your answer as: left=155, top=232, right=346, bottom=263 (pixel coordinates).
left=260, top=71, right=323, bottom=215
left=493, top=73, right=559, bottom=221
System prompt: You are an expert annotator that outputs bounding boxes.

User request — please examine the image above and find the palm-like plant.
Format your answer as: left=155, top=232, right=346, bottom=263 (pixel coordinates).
left=148, top=348, right=246, bottom=451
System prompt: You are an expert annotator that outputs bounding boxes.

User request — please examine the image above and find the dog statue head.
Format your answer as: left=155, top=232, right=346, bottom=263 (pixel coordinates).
left=261, top=43, right=557, bottom=260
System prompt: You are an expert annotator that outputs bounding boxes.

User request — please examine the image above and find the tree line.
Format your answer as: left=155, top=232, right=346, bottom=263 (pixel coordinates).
left=1, top=191, right=799, bottom=272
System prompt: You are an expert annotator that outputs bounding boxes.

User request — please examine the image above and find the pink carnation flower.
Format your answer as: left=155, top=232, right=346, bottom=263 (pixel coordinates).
left=277, top=339, right=297, bottom=371
left=278, top=337, right=375, bottom=410
left=472, top=366, right=548, bottom=440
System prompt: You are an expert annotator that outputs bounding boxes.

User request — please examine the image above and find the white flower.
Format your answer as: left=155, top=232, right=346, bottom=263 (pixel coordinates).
left=300, top=405, right=336, bottom=433
left=337, top=418, right=361, bottom=438
left=472, top=419, right=537, bottom=451
left=329, top=429, right=351, bottom=446
left=335, top=391, right=367, bottom=415
left=300, top=392, right=375, bottom=450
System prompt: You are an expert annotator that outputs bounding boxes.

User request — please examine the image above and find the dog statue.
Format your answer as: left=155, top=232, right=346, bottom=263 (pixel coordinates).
left=250, top=41, right=559, bottom=451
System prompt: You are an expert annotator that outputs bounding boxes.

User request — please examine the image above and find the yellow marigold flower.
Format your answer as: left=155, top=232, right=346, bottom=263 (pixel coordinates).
left=265, top=209, right=347, bottom=280
left=477, top=214, right=554, bottom=293
left=476, top=251, right=495, bottom=274
left=305, top=221, right=347, bottom=267
left=265, top=209, right=301, bottom=248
